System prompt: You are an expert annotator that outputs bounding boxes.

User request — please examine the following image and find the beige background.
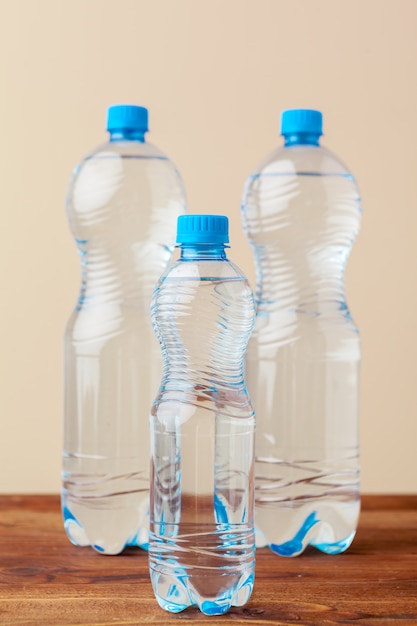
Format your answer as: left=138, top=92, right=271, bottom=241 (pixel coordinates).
left=0, top=0, right=415, bottom=493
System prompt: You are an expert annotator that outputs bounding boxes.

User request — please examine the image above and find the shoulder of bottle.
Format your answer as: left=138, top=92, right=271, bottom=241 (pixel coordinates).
left=72, top=140, right=180, bottom=164
left=248, top=145, right=353, bottom=177
left=67, top=142, right=185, bottom=188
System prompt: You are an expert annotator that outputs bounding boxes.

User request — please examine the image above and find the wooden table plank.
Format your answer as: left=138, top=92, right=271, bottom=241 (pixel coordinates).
left=0, top=495, right=416, bottom=625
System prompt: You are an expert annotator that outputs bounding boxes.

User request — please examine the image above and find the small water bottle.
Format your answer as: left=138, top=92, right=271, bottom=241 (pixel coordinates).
left=63, top=104, right=186, bottom=555
left=149, top=214, right=256, bottom=615
left=241, top=109, right=361, bottom=556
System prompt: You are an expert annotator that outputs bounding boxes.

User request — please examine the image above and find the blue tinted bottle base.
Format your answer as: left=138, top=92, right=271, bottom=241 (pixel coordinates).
left=266, top=512, right=356, bottom=557
left=63, top=505, right=90, bottom=548
left=62, top=503, right=149, bottom=554
left=311, top=531, right=356, bottom=555
left=150, top=570, right=255, bottom=615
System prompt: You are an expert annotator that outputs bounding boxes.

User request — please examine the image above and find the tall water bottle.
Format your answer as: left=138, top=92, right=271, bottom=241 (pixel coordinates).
left=63, top=104, right=186, bottom=555
left=149, top=215, right=256, bottom=615
left=241, top=109, right=361, bottom=556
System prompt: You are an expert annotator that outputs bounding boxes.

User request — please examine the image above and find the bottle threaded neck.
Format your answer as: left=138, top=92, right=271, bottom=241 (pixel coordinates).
left=179, top=243, right=227, bottom=259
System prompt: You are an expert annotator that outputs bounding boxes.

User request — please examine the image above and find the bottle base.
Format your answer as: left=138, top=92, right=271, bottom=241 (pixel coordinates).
left=62, top=499, right=149, bottom=555
left=150, top=569, right=255, bottom=615
left=256, top=501, right=360, bottom=556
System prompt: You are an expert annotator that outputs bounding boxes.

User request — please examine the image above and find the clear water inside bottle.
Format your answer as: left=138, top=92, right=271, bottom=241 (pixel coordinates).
left=63, top=143, right=185, bottom=554
left=149, top=266, right=256, bottom=613
left=242, top=150, right=361, bottom=556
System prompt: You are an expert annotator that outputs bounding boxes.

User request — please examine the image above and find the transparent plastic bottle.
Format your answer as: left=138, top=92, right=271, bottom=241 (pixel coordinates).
left=63, top=104, right=186, bottom=555
left=149, top=215, right=256, bottom=614
left=241, top=109, right=361, bottom=556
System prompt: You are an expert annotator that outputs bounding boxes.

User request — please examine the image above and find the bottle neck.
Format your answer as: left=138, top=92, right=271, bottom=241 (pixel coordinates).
left=283, top=132, right=321, bottom=147
left=109, top=129, right=146, bottom=142
left=179, top=244, right=228, bottom=260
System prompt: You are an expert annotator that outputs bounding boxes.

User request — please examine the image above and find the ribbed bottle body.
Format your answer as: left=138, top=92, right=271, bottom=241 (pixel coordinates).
left=242, top=144, right=361, bottom=555
left=63, top=139, right=186, bottom=554
left=149, top=256, right=256, bottom=614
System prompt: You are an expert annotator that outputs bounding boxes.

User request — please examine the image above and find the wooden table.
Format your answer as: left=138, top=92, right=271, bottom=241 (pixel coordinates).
left=0, top=495, right=416, bottom=625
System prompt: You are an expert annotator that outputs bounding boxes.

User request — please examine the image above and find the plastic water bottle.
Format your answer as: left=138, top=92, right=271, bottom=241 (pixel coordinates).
left=62, top=104, right=186, bottom=555
left=241, top=109, right=361, bottom=556
left=149, top=215, right=256, bottom=614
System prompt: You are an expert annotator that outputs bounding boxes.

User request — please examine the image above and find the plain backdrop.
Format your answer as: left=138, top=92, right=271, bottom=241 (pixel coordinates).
left=0, top=0, right=416, bottom=493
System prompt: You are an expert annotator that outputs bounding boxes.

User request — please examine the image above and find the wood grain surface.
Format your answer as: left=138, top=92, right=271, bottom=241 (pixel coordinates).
left=0, top=495, right=416, bottom=625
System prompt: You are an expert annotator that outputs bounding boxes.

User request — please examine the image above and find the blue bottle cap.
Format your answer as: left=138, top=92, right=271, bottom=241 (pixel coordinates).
left=281, top=109, right=323, bottom=137
left=176, top=214, right=229, bottom=244
left=106, top=104, right=149, bottom=133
